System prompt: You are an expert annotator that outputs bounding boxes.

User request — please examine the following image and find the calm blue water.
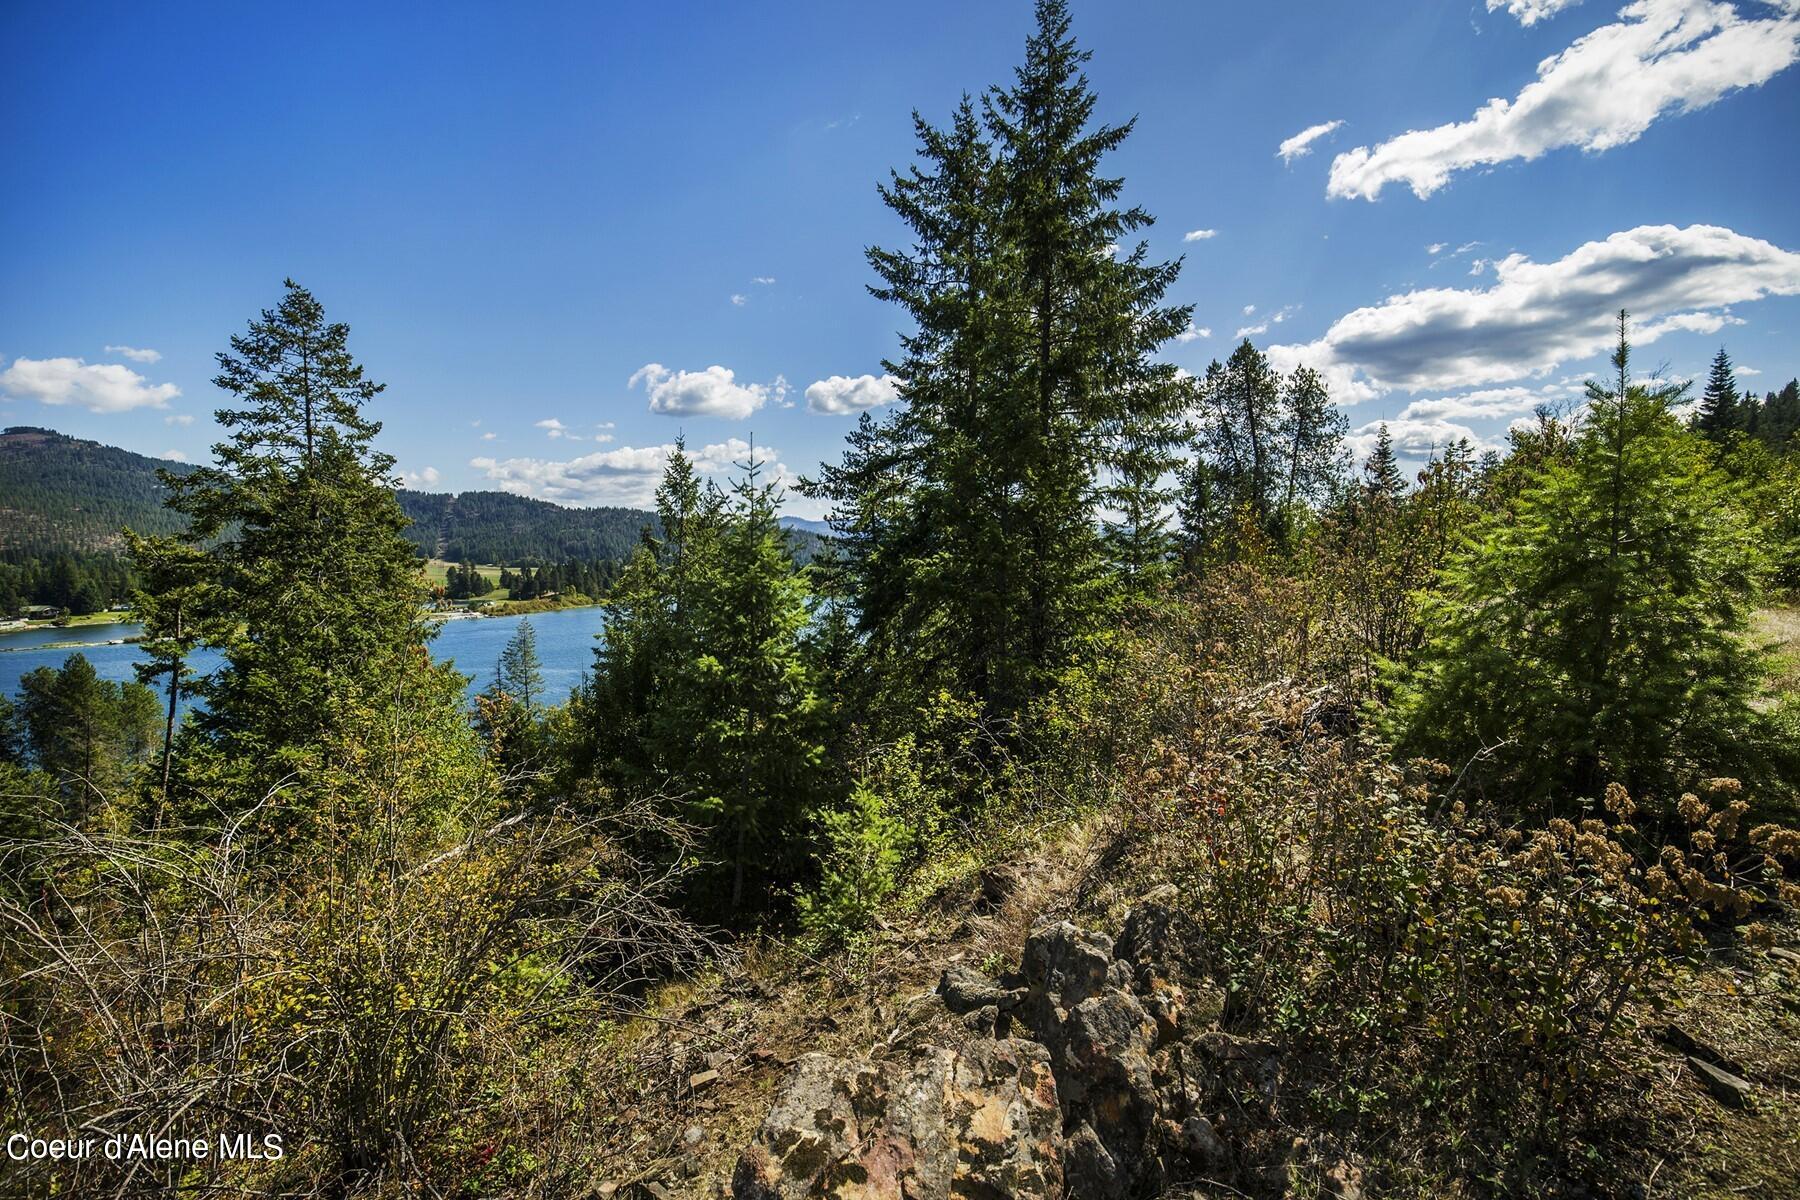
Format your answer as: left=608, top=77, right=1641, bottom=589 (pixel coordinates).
left=0, top=607, right=607, bottom=708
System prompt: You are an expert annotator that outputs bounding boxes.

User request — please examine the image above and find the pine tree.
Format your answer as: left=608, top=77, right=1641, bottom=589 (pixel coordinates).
left=1758, top=378, right=1800, bottom=449
left=496, top=618, right=544, bottom=713
left=1186, top=343, right=1346, bottom=554
left=1390, top=314, right=1774, bottom=805
left=1695, top=345, right=1741, bottom=440
left=144, top=280, right=427, bottom=787
left=805, top=0, right=1192, bottom=723
left=588, top=445, right=825, bottom=915
left=124, top=532, right=215, bottom=821
left=1363, top=424, right=1406, bottom=498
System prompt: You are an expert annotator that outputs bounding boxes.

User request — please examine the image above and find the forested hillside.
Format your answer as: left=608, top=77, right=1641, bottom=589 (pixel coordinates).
left=0, top=427, right=195, bottom=554
left=0, top=430, right=821, bottom=614
left=395, top=488, right=653, bottom=562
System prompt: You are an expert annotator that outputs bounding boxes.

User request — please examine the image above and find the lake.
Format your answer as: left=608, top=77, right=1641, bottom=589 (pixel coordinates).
left=0, top=606, right=609, bottom=708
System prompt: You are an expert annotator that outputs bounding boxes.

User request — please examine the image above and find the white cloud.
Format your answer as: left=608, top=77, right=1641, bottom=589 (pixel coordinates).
left=536, top=417, right=583, bottom=440
left=730, top=293, right=748, bottom=306
left=1183, top=228, right=1219, bottom=241
left=470, top=437, right=793, bottom=508
left=1427, top=242, right=1448, bottom=255
left=1397, top=383, right=1583, bottom=421
left=104, top=344, right=161, bottom=364
left=481, top=431, right=498, bottom=440
left=1174, top=322, right=1211, bottom=344
left=1242, top=304, right=1257, bottom=316
left=1330, top=0, right=1800, bottom=201
left=401, top=466, right=441, bottom=487
left=631, top=362, right=785, bottom=420
left=0, top=356, right=180, bottom=413
left=1277, top=119, right=1345, bottom=163
left=1237, top=323, right=1269, bottom=339
left=752, top=276, right=776, bottom=285
left=806, top=373, right=901, bottom=414
left=164, top=413, right=194, bottom=426
left=1346, top=417, right=1498, bottom=469
left=161, top=449, right=189, bottom=463
left=1488, top=0, right=1586, bottom=24
left=1267, top=223, right=1800, bottom=397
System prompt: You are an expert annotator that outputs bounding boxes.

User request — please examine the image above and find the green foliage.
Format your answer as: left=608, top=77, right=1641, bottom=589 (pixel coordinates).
left=139, top=280, right=429, bottom=798
left=795, top=782, right=912, bottom=948
left=1694, top=344, right=1744, bottom=440
left=1116, top=649, right=1800, bottom=1194
left=13, top=653, right=161, bottom=823
left=1182, top=342, right=1347, bottom=556
left=1389, top=318, right=1778, bottom=807
left=583, top=443, right=829, bottom=915
left=804, top=0, right=1191, bottom=728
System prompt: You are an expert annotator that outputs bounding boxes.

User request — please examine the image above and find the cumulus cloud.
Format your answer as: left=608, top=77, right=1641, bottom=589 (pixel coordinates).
left=1488, top=0, right=1586, bottom=24
left=1175, top=323, right=1211, bottom=344
left=752, top=276, right=776, bottom=285
left=1329, top=0, right=1800, bottom=201
left=1266, top=223, right=1800, bottom=398
left=0, top=356, right=180, bottom=413
left=401, top=466, right=441, bottom=487
left=730, top=293, right=748, bottom=306
left=1237, top=323, right=1269, bottom=339
left=104, top=344, right=161, bottom=364
left=536, top=418, right=583, bottom=440
left=1183, top=228, right=1219, bottom=241
left=1346, top=417, right=1495, bottom=468
left=481, top=431, right=498, bottom=440
left=162, top=449, right=189, bottom=463
left=806, top=373, right=901, bottom=414
left=164, top=413, right=194, bottom=426
left=1278, top=119, right=1345, bottom=163
left=470, top=437, right=792, bottom=508
left=1396, top=382, right=1584, bottom=422
left=632, top=363, right=785, bottom=420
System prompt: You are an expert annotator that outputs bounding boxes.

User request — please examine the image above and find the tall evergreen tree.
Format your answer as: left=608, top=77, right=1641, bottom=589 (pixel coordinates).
left=805, top=0, right=1192, bottom=723
left=1695, top=345, right=1741, bottom=440
left=139, top=280, right=426, bottom=789
left=123, top=532, right=214, bottom=821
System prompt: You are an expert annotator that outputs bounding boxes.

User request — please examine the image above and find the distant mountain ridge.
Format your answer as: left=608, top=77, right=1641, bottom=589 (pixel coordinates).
left=1, top=427, right=827, bottom=565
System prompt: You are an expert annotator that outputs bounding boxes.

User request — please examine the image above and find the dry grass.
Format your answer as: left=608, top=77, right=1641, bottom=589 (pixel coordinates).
left=1753, top=605, right=1800, bottom=694
left=1643, top=921, right=1800, bottom=1200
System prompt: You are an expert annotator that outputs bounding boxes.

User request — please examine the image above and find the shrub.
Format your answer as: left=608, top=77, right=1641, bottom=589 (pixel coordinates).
left=1119, top=677, right=1799, bottom=1193
left=795, top=782, right=912, bottom=948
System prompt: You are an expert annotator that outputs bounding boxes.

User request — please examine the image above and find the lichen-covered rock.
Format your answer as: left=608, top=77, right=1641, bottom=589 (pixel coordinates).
left=731, top=1039, right=1061, bottom=1198
left=732, top=902, right=1256, bottom=1199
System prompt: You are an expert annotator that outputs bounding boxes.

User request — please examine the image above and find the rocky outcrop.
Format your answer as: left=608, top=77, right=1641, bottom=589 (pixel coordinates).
left=730, top=1039, right=1061, bottom=1198
left=730, top=895, right=1329, bottom=1199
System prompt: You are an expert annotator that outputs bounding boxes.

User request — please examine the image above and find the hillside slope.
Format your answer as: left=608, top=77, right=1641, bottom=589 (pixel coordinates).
left=2, top=427, right=827, bottom=569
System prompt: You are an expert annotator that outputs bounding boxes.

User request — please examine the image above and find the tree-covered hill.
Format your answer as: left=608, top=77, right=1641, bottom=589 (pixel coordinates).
left=0, top=428, right=825, bottom=612
left=395, top=488, right=654, bottom=563
left=0, top=427, right=196, bottom=555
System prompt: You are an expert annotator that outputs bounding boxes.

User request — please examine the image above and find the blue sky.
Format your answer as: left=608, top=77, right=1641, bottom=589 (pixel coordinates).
left=4, top=0, right=1799, bottom=517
